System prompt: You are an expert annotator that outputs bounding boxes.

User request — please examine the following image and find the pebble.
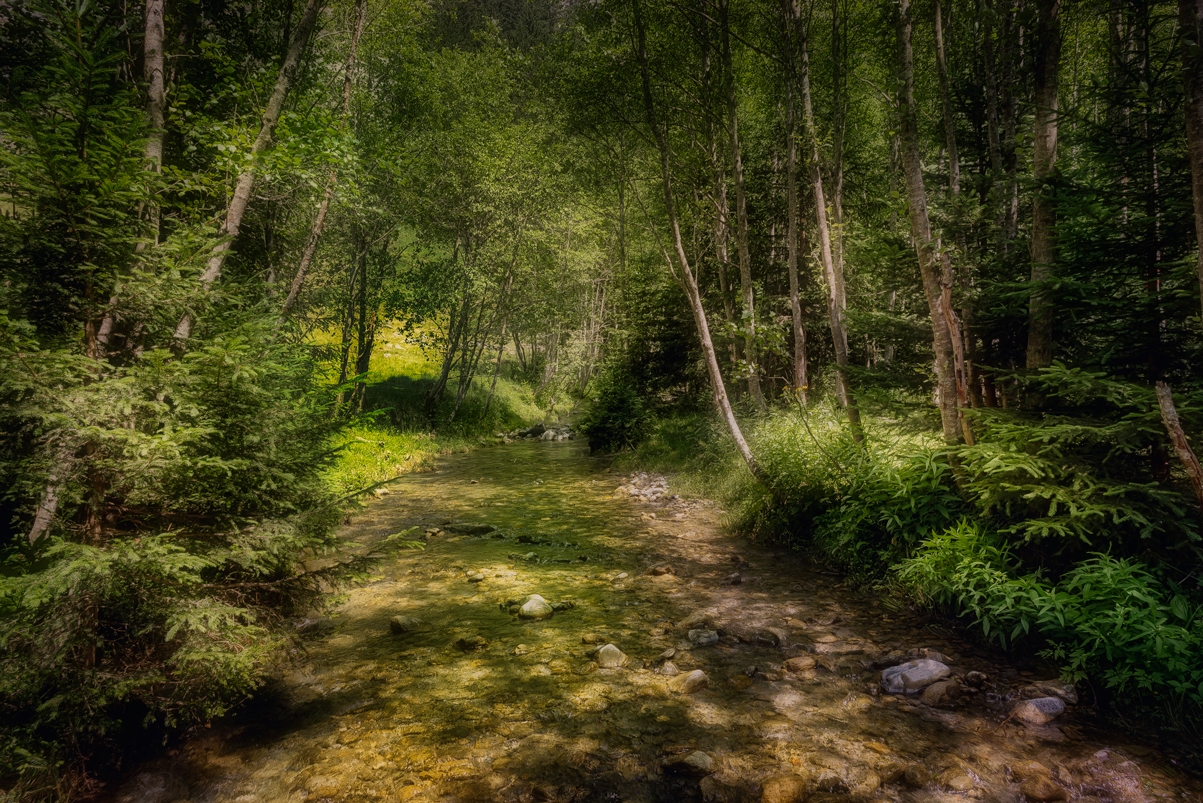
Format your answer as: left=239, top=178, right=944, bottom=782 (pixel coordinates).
left=656, top=660, right=680, bottom=677
left=688, top=629, right=720, bottom=646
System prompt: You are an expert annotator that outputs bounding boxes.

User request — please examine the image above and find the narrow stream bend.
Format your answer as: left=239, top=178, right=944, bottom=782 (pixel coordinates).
left=112, top=440, right=1201, bottom=803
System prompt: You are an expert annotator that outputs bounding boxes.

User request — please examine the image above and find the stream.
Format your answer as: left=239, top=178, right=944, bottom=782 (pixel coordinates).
left=109, top=439, right=1201, bottom=803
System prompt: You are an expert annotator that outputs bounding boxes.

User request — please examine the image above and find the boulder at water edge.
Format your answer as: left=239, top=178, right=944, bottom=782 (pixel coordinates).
left=518, top=594, right=555, bottom=620
left=1011, top=696, right=1066, bottom=726
left=880, top=659, right=951, bottom=694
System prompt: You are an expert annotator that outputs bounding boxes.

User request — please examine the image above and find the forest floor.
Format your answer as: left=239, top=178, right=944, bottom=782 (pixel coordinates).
left=103, top=439, right=1202, bottom=803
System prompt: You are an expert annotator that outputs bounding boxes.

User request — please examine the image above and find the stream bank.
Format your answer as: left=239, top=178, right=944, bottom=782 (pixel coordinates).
left=107, top=440, right=1201, bottom=803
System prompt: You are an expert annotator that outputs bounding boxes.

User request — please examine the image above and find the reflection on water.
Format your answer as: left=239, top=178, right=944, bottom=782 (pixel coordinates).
left=111, top=441, right=1199, bottom=803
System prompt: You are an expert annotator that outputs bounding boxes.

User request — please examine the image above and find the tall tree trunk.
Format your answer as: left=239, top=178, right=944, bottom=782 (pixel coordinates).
left=633, top=0, right=762, bottom=481
left=174, top=0, right=323, bottom=345
left=94, top=0, right=167, bottom=358
left=785, top=62, right=808, bottom=403
left=795, top=7, right=863, bottom=441
left=897, top=0, right=963, bottom=445
left=1025, top=0, right=1060, bottom=373
left=934, top=0, right=960, bottom=200
left=719, top=0, right=766, bottom=410
left=703, top=29, right=739, bottom=367
left=280, top=0, right=365, bottom=320
left=1179, top=0, right=1203, bottom=323
left=830, top=0, right=846, bottom=279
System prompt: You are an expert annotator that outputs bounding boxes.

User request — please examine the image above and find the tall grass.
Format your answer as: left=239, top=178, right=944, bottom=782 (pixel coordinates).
left=320, top=325, right=548, bottom=494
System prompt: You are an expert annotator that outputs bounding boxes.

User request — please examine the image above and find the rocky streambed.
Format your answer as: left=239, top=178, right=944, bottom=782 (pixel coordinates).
left=109, top=440, right=1201, bottom=803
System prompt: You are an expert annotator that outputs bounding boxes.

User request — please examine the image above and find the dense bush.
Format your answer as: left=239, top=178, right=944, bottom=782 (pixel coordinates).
left=900, top=521, right=1203, bottom=711
left=579, top=359, right=652, bottom=452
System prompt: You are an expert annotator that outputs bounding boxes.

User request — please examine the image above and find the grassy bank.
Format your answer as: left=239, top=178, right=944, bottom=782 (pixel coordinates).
left=321, top=326, right=548, bottom=495
left=608, top=399, right=1203, bottom=747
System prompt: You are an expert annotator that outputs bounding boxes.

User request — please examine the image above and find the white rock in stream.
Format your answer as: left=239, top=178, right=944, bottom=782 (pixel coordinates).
left=594, top=644, right=629, bottom=668
left=518, top=594, right=554, bottom=620
left=880, top=659, right=951, bottom=694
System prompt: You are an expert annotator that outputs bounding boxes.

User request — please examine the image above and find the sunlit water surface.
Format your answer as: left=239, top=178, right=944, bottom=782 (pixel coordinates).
left=109, top=440, right=1201, bottom=803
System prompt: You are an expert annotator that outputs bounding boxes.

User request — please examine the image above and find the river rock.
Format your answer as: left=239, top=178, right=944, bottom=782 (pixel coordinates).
left=720, top=572, right=742, bottom=585
left=920, top=679, right=960, bottom=706
left=755, top=627, right=790, bottom=647
left=518, top=595, right=555, bottom=620
left=783, top=655, right=817, bottom=672
left=760, top=773, right=807, bottom=803
left=540, top=429, right=556, bottom=441
left=965, top=670, right=989, bottom=687
left=670, top=669, right=709, bottom=693
left=664, top=750, right=714, bottom=776
left=1020, top=776, right=1070, bottom=802
left=902, top=764, right=932, bottom=787
left=677, top=611, right=713, bottom=629
left=1012, top=696, right=1066, bottom=725
left=688, top=629, right=720, bottom=646
left=594, top=644, right=629, bottom=668
left=456, top=635, right=488, bottom=651
left=1007, top=760, right=1051, bottom=781
left=937, top=768, right=976, bottom=791
left=657, top=648, right=677, bottom=661
left=466, top=572, right=485, bottom=583
left=656, top=660, right=680, bottom=677
left=389, top=615, right=424, bottom=635
left=880, top=659, right=951, bottom=694
left=646, top=564, right=675, bottom=576
left=699, top=775, right=748, bottom=802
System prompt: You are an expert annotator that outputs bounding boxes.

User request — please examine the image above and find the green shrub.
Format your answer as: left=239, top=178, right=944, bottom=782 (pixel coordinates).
left=579, top=360, right=651, bottom=452
left=900, top=521, right=1203, bottom=710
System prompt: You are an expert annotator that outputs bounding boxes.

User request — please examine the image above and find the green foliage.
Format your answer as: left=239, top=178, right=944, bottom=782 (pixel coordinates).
left=900, top=521, right=1203, bottom=710
left=579, top=359, right=652, bottom=453
left=958, top=364, right=1203, bottom=560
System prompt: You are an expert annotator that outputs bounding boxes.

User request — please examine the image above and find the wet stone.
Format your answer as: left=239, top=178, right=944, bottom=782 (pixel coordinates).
left=582, top=633, right=604, bottom=644
left=670, top=669, right=709, bottom=693
left=1012, top=696, right=1066, bottom=726
left=594, top=644, right=629, bottom=668
left=937, top=768, right=976, bottom=791
left=965, top=670, right=989, bottom=687
left=656, top=661, right=680, bottom=677
left=880, top=659, right=951, bottom=694
left=1021, top=775, right=1070, bottom=802
left=518, top=595, right=554, bottom=620
left=688, top=629, right=720, bottom=647
left=455, top=635, right=488, bottom=651
left=783, top=655, right=817, bottom=673
left=902, top=764, right=932, bottom=787
left=664, top=750, right=714, bottom=776
left=720, top=572, right=742, bottom=585
left=760, top=773, right=807, bottom=803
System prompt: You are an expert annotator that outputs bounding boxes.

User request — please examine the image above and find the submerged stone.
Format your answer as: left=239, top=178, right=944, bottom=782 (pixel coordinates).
left=594, top=644, right=629, bottom=668
left=455, top=635, right=488, bottom=651
left=688, top=629, right=719, bottom=646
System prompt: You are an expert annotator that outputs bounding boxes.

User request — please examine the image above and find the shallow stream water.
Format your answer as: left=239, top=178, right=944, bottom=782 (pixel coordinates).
left=110, top=439, right=1201, bottom=803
